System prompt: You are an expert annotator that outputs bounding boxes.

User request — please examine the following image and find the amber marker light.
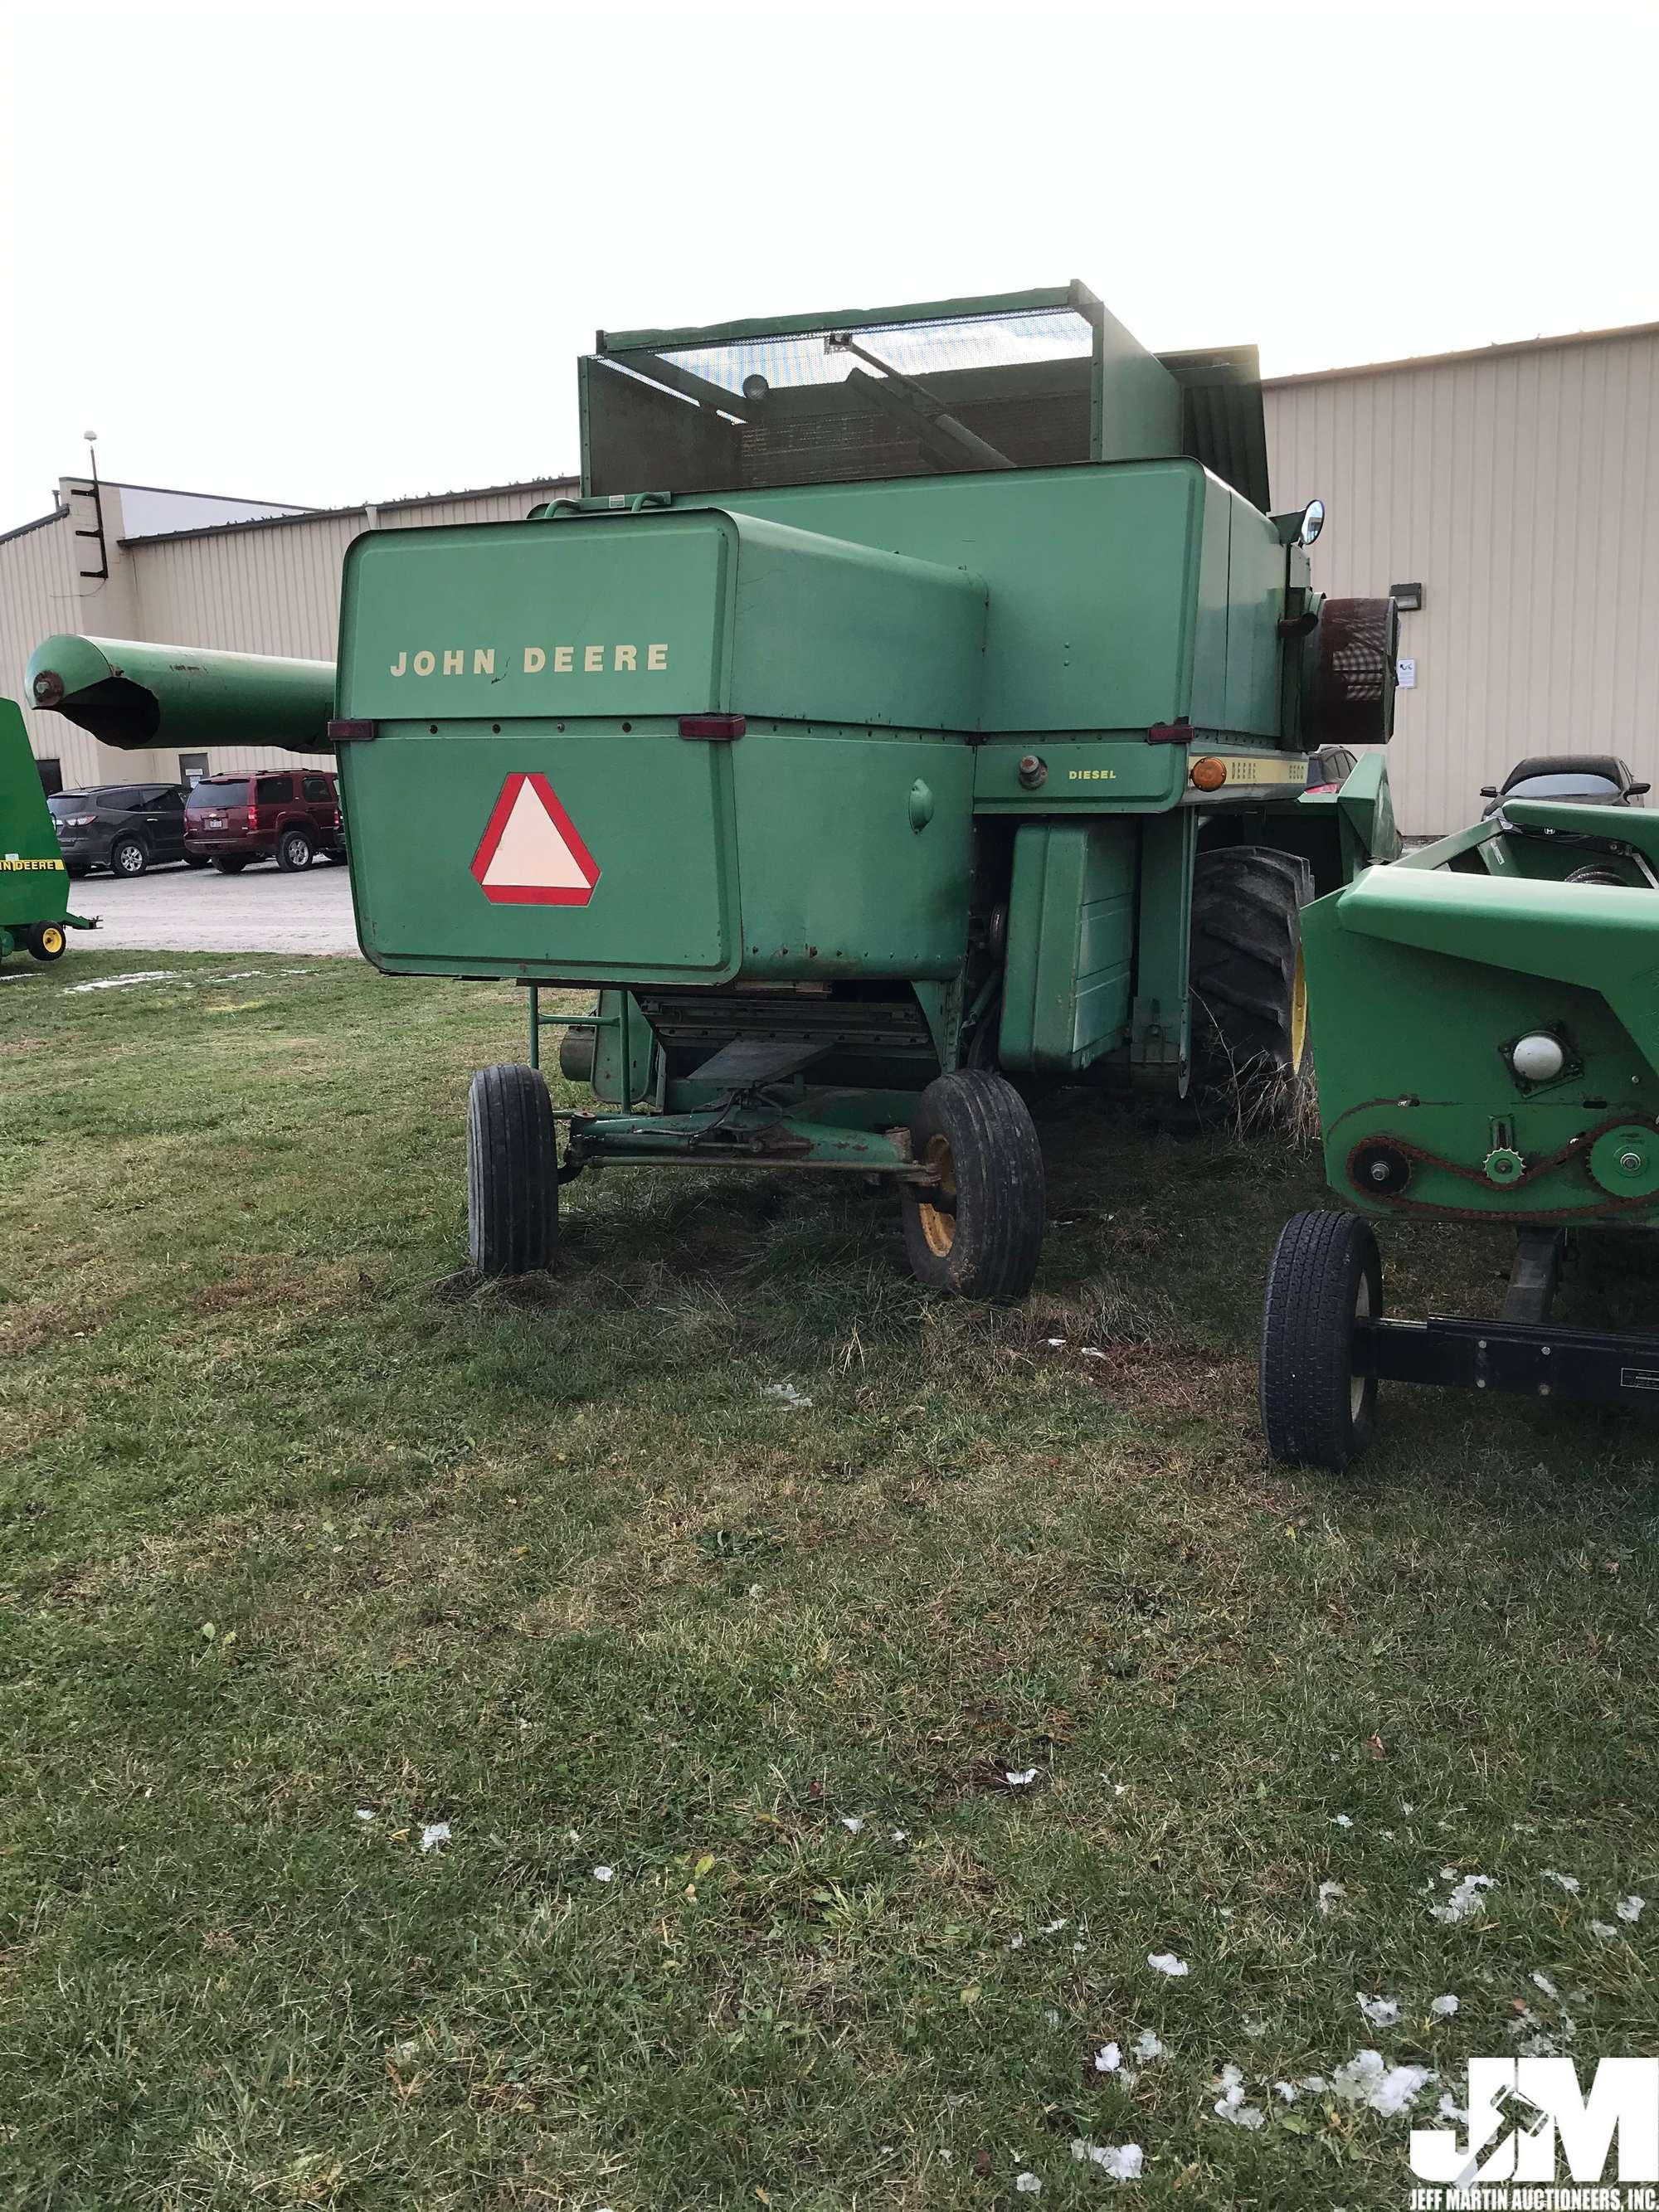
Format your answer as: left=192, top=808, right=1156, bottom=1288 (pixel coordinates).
left=1189, top=756, right=1228, bottom=791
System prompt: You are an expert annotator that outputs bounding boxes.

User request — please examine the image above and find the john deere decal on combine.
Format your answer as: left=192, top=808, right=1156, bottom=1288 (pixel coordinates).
left=0, top=698, right=95, bottom=967
left=29, top=280, right=1400, bottom=1295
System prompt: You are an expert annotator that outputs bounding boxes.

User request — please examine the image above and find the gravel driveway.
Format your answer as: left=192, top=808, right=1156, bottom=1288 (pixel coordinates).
left=63, top=861, right=361, bottom=955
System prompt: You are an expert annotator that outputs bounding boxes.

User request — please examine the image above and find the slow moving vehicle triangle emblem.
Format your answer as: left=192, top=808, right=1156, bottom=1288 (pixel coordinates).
left=470, top=772, right=601, bottom=906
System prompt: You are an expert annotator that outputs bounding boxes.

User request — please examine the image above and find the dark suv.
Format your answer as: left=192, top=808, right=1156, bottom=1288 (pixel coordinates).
left=184, top=769, right=344, bottom=873
left=47, top=782, right=197, bottom=878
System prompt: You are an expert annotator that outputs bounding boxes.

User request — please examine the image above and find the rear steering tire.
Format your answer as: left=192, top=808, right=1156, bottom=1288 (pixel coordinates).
left=467, top=1062, right=559, bottom=1276
left=275, top=829, right=314, bottom=873
left=1259, top=1209, right=1382, bottom=1471
left=901, top=1069, right=1045, bottom=1302
left=26, top=921, right=66, bottom=962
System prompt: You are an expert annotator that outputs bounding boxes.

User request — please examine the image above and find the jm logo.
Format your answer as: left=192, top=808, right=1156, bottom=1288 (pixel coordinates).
left=1410, top=2057, right=1659, bottom=2187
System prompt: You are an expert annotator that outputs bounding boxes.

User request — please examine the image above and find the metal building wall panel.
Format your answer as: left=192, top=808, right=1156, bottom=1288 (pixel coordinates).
left=1266, top=329, right=1659, bottom=834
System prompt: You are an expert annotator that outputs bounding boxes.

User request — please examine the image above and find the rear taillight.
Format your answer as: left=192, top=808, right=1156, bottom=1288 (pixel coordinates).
left=61, top=813, right=95, bottom=826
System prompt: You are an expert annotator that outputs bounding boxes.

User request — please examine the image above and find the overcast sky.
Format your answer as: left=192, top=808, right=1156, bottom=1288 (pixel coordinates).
left=5, top=0, right=1657, bottom=532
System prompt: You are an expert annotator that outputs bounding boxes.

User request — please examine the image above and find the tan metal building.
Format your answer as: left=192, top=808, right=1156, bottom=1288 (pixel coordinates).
left=1264, top=319, right=1659, bottom=834
left=5, top=318, right=1657, bottom=831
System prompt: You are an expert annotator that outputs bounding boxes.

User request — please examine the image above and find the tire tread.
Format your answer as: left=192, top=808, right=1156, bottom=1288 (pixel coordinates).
left=467, top=1062, right=557, bottom=1276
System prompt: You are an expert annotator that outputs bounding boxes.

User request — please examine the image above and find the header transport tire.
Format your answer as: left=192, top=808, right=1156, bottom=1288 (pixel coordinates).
left=1259, top=1208, right=1382, bottom=1471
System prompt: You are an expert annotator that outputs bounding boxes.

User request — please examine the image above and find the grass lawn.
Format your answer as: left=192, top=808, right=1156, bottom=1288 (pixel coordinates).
left=2, top=947, right=1655, bottom=2210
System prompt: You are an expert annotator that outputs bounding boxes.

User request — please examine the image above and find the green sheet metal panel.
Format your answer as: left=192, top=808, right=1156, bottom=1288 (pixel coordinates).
left=669, top=461, right=1209, bottom=736
left=1093, top=303, right=1182, bottom=463
left=340, top=516, right=730, bottom=722
left=339, top=511, right=986, bottom=733
left=343, top=725, right=740, bottom=983
left=724, top=514, right=986, bottom=732
left=1223, top=492, right=1287, bottom=737
left=998, top=819, right=1136, bottom=1072
left=731, top=733, right=973, bottom=981
left=1306, top=844, right=1659, bottom=1223
left=0, top=698, right=70, bottom=934
left=974, top=739, right=1184, bottom=810
left=1188, top=471, right=1233, bottom=731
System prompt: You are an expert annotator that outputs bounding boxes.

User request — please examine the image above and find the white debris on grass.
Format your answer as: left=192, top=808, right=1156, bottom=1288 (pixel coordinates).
left=420, top=1821, right=450, bottom=1853
left=1331, top=2050, right=1433, bottom=2116
left=1039, top=1918, right=1069, bottom=1936
left=889, top=1829, right=908, bottom=1844
left=1070, top=2141, right=1143, bottom=2180
left=1431, top=1873, right=1496, bottom=1924
left=355, top=1807, right=377, bottom=1822
left=592, top=1865, right=615, bottom=1883
left=761, top=1382, right=813, bottom=1411
left=1356, top=1994, right=1399, bottom=2027
left=1317, top=1880, right=1347, bottom=1915
left=1044, top=2008, right=1062, bottom=2027
left=1008, top=1934, right=1024, bottom=1951
left=1147, top=1952, right=1189, bottom=1977
left=1618, top=1895, right=1646, bottom=1923
left=1542, top=1869, right=1581, bottom=1894
left=1092, top=2042, right=1122, bottom=2074
left=1131, top=2030, right=1165, bottom=2061
left=1241, top=2019, right=1267, bottom=2039
left=1438, top=2093, right=1468, bottom=2124
left=1429, top=1995, right=1459, bottom=2017
left=1014, top=2174, right=1042, bottom=2195
left=1590, top=1921, right=1619, bottom=1941
left=1274, top=2081, right=1299, bottom=2103
left=1212, top=2064, right=1266, bottom=2130
left=1332, top=1813, right=1355, bottom=1828
left=840, top=1816, right=864, bottom=1833
left=1080, top=1347, right=1107, bottom=1360
left=1005, top=1768, right=1039, bottom=1787
left=1532, top=1971, right=1559, bottom=1998
left=62, top=969, right=177, bottom=994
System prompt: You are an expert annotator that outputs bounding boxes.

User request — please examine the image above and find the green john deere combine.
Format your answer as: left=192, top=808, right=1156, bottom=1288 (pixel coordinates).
left=1262, top=795, right=1659, bottom=1471
left=0, top=698, right=94, bottom=968
left=28, top=280, right=1400, bottom=1298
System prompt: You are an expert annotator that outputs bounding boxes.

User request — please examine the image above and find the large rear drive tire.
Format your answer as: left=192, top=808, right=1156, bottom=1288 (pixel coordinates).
left=467, top=1062, right=559, bottom=1276
left=1259, top=1209, right=1381, bottom=1471
left=901, top=1069, right=1045, bottom=1302
left=1190, top=846, right=1314, bottom=1097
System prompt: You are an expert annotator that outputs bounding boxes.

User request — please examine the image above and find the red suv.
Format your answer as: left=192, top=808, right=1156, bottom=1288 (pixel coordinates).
left=184, top=770, right=344, bottom=873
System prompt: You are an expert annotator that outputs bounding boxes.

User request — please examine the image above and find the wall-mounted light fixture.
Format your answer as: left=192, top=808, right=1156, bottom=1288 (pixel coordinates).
left=1389, top=581, right=1423, bottom=612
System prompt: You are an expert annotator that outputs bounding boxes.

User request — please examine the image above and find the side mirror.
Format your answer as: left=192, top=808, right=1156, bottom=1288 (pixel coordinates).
left=1629, top=782, right=1652, bottom=797
left=1480, top=785, right=1498, bottom=799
